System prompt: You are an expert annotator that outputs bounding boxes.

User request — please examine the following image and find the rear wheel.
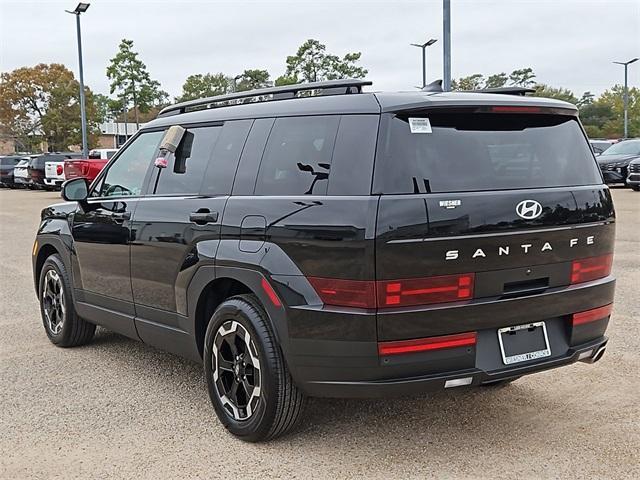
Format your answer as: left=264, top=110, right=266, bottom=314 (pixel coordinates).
left=39, top=254, right=95, bottom=347
left=204, top=294, right=305, bottom=442
left=632, top=185, right=640, bottom=191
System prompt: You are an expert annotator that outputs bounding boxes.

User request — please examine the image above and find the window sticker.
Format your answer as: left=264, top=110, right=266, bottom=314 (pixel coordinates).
left=408, top=117, right=432, bottom=134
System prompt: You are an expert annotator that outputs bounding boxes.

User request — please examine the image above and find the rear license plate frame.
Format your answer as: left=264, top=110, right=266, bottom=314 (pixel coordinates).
left=497, top=321, right=551, bottom=365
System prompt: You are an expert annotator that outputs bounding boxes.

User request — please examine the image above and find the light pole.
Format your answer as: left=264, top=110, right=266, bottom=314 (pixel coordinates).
left=410, top=39, right=438, bottom=88
left=613, top=57, right=638, bottom=138
left=65, top=3, right=90, bottom=157
left=443, top=0, right=451, bottom=91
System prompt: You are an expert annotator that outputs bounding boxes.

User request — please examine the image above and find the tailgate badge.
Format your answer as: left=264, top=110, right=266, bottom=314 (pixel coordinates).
left=439, top=199, right=461, bottom=209
left=516, top=200, right=542, bottom=220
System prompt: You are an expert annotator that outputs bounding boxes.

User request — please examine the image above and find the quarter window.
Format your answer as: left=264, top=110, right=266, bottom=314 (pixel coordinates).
left=254, top=116, right=339, bottom=195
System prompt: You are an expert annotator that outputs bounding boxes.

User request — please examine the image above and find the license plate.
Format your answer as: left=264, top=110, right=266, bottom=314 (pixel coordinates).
left=497, top=321, right=551, bottom=365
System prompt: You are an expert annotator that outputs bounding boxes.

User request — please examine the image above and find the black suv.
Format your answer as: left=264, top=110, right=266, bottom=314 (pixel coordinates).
left=33, top=80, right=615, bottom=441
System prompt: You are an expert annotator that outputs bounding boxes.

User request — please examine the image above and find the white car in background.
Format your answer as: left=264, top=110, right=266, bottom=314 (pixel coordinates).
left=44, top=160, right=66, bottom=190
left=13, top=159, right=31, bottom=187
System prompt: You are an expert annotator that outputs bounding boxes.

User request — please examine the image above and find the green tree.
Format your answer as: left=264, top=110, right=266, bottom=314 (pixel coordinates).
left=177, top=73, right=231, bottom=102
left=282, top=39, right=367, bottom=83
left=532, top=84, right=579, bottom=104
left=596, top=85, right=640, bottom=138
left=106, top=39, right=168, bottom=127
left=452, top=73, right=485, bottom=90
left=508, top=68, right=536, bottom=87
left=235, top=69, right=271, bottom=92
left=274, top=74, right=299, bottom=87
left=485, top=73, right=508, bottom=88
left=0, top=63, right=100, bottom=152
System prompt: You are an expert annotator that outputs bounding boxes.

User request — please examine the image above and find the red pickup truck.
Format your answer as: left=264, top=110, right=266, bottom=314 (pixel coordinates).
left=63, top=148, right=117, bottom=183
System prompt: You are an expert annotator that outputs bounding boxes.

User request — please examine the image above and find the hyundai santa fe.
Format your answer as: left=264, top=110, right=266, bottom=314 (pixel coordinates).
left=32, top=79, right=615, bottom=441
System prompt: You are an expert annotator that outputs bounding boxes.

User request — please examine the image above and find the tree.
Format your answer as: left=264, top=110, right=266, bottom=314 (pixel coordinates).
left=282, top=39, right=367, bottom=83
left=532, top=84, right=579, bottom=104
left=595, top=85, right=640, bottom=138
left=485, top=73, right=508, bottom=88
left=176, top=73, right=232, bottom=102
left=451, top=73, right=485, bottom=90
left=0, top=63, right=100, bottom=152
left=106, top=39, right=168, bottom=127
left=235, top=69, right=271, bottom=92
left=93, top=93, right=112, bottom=123
left=508, top=68, right=536, bottom=87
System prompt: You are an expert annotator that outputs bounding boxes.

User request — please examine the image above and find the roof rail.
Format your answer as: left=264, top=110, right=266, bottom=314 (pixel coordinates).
left=472, top=87, right=536, bottom=96
left=158, top=78, right=372, bottom=117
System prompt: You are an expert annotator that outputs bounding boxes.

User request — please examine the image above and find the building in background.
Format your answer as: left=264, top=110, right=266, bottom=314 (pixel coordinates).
left=97, top=122, right=144, bottom=149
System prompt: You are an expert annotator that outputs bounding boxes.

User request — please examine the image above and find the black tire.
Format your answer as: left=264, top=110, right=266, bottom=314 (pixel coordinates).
left=203, top=294, right=305, bottom=442
left=632, top=185, right=640, bottom=191
left=38, top=254, right=95, bottom=347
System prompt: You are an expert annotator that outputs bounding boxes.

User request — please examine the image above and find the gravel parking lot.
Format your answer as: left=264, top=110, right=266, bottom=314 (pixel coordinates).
left=1, top=187, right=638, bottom=479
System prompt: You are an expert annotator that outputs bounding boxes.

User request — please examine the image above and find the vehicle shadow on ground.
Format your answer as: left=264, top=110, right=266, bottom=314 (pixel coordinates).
left=86, top=327, right=581, bottom=457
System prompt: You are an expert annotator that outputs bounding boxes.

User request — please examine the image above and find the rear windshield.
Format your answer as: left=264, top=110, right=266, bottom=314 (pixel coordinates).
left=374, top=113, right=602, bottom=194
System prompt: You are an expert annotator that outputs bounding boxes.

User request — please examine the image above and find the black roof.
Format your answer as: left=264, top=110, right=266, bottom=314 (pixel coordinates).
left=145, top=81, right=577, bottom=131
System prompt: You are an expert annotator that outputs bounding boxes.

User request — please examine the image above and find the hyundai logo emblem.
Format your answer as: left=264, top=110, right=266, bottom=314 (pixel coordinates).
left=516, top=200, right=543, bottom=220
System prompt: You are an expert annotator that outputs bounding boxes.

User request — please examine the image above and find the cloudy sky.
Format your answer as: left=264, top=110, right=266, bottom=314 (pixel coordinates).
left=1, top=0, right=638, bottom=100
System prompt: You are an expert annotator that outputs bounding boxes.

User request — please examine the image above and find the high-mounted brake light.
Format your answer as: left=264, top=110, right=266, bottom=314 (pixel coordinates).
left=377, top=273, right=474, bottom=308
left=491, top=106, right=543, bottom=113
left=307, top=277, right=376, bottom=309
left=570, top=254, right=613, bottom=284
left=572, top=304, right=613, bottom=326
left=378, top=332, right=477, bottom=356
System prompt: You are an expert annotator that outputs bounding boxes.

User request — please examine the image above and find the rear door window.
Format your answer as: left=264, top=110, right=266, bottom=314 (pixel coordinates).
left=374, top=113, right=602, bottom=194
left=254, top=115, right=339, bottom=195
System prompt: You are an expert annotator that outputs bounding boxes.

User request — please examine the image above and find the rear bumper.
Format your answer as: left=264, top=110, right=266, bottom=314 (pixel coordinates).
left=44, top=178, right=64, bottom=187
left=286, top=276, right=615, bottom=398
left=301, top=337, right=607, bottom=397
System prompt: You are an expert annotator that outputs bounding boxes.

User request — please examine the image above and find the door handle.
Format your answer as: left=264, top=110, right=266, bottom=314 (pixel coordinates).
left=189, top=209, right=218, bottom=225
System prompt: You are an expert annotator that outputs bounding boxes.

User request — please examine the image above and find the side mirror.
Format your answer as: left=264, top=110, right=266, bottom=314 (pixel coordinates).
left=61, top=178, right=89, bottom=202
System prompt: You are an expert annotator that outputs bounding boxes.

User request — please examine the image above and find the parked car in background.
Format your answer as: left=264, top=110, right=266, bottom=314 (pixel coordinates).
left=28, top=153, right=82, bottom=190
left=589, top=139, right=616, bottom=156
left=13, top=159, right=31, bottom=187
left=64, top=149, right=117, bottom=183
left=627, top=158, right=640, bottom=191
left=44, top=160, right=66, bottom=190
left=0, top=155, right=28, bottom=188
left=596, top=139, right=640, bottom=185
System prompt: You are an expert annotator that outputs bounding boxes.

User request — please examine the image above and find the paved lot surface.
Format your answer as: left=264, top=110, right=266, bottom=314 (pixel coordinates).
left=1, top=187, right=638, bottom=479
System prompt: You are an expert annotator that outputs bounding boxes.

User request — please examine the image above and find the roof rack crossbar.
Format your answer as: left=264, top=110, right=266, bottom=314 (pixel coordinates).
left=158, top=79, right=372, bottom=117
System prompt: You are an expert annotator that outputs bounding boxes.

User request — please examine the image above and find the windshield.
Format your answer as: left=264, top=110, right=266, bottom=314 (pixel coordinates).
left=600, top=140, right=640, bottom=156
left=374, top=113, right=602, bottom=194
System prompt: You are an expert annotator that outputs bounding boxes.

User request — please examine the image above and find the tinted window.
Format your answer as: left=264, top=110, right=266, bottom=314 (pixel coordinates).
left=151, top=126, right=221, bottom=195
left=232, top=118, right=275, bottom=196
left=600, top=140, right=640, bottom=156
left=94, top=131, right=163, bottom=197
left=327, top=115, right=378, bottom=195
left=255, top=116, right=339, bottom=195
left=201, top=120, right=252, bottom=196
left=374, top=113, right=602, bottom=194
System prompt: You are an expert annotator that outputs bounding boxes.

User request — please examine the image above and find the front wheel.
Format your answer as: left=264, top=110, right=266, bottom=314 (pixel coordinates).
left=39, top=254, right=95, bottom=347
left=203, top=294, right=305, bottom=442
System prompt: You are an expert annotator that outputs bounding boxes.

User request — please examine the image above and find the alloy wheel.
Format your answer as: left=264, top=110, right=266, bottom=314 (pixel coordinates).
left=42, top=269, right=65, bottom=335
left=212, top=320, right=262, bottom=421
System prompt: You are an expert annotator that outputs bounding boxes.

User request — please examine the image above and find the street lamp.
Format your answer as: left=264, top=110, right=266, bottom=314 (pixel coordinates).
left=410, top=38, right=438, bottom=88
left=65, top=3, right=90, bottom=157
left=613, top=57, right=638, bottom=139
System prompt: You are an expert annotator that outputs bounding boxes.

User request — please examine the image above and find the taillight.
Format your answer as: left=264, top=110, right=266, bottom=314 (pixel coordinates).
left=572, top=304, right=613, bottom=326
left=377, top=273, right=474, bottom=308
left=378, top=331, right=477, bottom=356
left=307, top=277, right=376, bottom=309
left=570, top=254, right=613, bottom=284
left=56, top=165, right=63, bottom=175
left=308, top=273, right=474, bottom=309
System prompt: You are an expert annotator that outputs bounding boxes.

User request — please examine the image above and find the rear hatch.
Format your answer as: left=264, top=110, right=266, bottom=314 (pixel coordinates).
left=45, top=161, right=64, bottom=180
left=373, top=108, right=615, bottom=341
